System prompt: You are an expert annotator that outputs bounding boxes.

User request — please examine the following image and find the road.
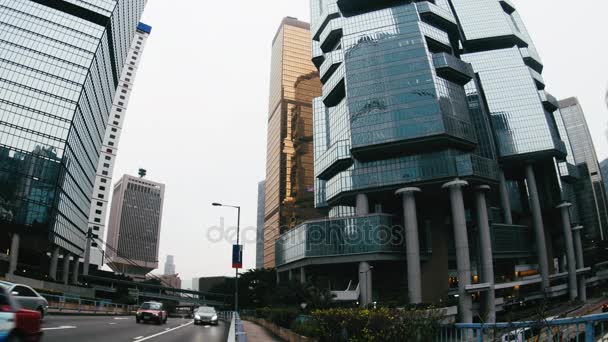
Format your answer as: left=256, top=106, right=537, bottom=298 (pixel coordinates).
left=42, top=315, right=229, bottom=342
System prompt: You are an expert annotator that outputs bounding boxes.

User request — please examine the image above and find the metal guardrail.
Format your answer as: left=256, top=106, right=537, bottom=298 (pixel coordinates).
left=437, top=313, right=608, bottom=342
left=42, top=294, right=135, bottom=315
left=225, top=312, right=246, bottom=342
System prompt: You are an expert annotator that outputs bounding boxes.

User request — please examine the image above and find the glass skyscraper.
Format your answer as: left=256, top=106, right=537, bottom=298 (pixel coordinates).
left=274, top=0, right=589, bottom=323
left=264, top=17, right=327, bottom=268
left=0, top=0, right=146, bottom=282
left=256, top=180, right=266, bottom=269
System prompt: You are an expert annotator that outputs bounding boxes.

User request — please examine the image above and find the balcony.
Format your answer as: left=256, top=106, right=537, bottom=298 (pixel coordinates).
left=275, top=214, right=406, bottom=267
left=322, top=63, right=345, bottom=107
left=312, top=40, right=325, bottom=69
left=417, top=2, right=457, bottom=33
left=528, top=67, right=545, bottom=90
left=312, top=3, right=341, bottom=42
left=499, top=0, right=516, bottom=14
left=539, top=90, right=558, bottom=112
left=420, top=22, right=452, bottom=53
left=520, top=47, right=543, bottom=73
left=433, top=53, right=474, bottom=85
left=316, top=139, right=353, bottom=180
left=319, top=19, right=343, bottom=53
left=320, top=50, right=344, bottom=84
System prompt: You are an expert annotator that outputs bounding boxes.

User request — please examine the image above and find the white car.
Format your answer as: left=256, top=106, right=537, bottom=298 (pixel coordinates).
left=0, top=282, right=48, bottom=320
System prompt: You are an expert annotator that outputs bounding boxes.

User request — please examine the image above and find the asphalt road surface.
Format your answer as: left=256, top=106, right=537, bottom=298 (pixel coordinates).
left=42, top=315, right=229, bottom=342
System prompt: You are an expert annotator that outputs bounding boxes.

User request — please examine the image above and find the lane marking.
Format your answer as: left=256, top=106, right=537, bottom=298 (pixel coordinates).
left=109, top=322, right=117, bottom=325
left=134, top=322, right=193, bottom=341
left=114, top=317, right=130, bottom=320
left=134, top=336, right=144, bottom=340
left=42, top=326, right=77, bottom=331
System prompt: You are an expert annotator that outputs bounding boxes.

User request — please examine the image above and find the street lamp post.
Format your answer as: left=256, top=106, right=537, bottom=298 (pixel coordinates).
left=212, top=202, right=241, bottom=313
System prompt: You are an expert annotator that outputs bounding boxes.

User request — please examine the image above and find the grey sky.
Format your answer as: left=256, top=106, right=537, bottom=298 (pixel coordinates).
left=112, top=0, right=608, bottom=281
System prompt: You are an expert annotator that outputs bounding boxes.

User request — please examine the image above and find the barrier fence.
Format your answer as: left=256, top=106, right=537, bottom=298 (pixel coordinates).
left=42, top=294, right=136, bottom=315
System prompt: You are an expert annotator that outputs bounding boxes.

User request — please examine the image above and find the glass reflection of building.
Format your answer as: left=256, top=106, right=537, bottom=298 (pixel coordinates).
left=273, top=0, right=590, bottom=323
left=0, top=0, right=147, bottom=282
left=263, top=18, right=326, bottom=268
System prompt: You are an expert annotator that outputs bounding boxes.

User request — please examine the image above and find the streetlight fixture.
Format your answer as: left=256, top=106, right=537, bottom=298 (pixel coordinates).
left=212, top=202, right=241, bottom=313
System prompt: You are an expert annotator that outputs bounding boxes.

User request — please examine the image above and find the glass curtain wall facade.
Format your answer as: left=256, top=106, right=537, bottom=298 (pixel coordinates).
left=0, top=0, right=146, bottom=279
left=274, top=0, right=586, bottom=323
left=263, top=17, right=325, bottom=268
left=106, top=174, right=165, bottom=278
left=87, top=22, right=151, bottom=268
left=558, top=98, right=608, bottom=241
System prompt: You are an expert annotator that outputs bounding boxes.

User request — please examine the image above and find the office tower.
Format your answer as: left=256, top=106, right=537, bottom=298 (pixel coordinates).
left=164, top=255, right=176, bottom=275
left=0, top=0, right=146, bottom=283
left=274, top=0, right=588, bottom=323
left=263, top=17, right=325, bottom=268
left=192, top=277, right=200, bottom=291
left=256, top=181, right=266, bottom=269
left=88, top=22, right=152, bottom=268
left=559, top=98, right=608, bottom=241
left=106, top=174, right=165, bottom=278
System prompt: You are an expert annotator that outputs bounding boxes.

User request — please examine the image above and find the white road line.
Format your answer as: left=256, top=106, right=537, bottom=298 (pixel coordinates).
left=109, top=322, right=117, bottom=325
left=134, top=322, right=193, bottom=341
left=114, top=317, right=130, bottom=320
left=133, top=336, right=144, bottom=340
left=42, top=326, right=77, bottom=331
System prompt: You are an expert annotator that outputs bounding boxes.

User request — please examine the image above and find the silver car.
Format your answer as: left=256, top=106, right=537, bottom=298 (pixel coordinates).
left=0, top=281, right=48, bottom=319
left=194, top=306, right=218, bottom=326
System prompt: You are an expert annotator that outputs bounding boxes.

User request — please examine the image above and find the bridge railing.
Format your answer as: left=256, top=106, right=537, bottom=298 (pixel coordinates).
left=42, top=294, right=135, bottom=315
left=225, top=312, right=246, bottom=342
left=437, top=313, right=608, bottom=342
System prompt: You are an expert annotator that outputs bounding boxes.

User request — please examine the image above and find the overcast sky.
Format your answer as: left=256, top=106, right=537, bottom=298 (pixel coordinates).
left=111, top=0, right=608, bottom=282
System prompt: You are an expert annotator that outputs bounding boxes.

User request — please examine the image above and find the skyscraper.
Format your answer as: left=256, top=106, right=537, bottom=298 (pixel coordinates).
left=274, top=0, right=587, bottom=323
left=164, top=255, right=175, bottom=275
left=559, top=98, right=608, bottom=241
left=0, top=0, right=146, bottom=282
left=106, top=174, right=165, bottom=278
left=256, top=180, right=266, bottom=269
left=88, top=22, right=152, bottom=268
left=263, top=17, right=325, bottom=268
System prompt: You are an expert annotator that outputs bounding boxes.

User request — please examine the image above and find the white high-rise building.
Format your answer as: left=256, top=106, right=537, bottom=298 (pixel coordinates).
left=87, top=23, right=152, bottom=268
left=164, top=255, right=176, bottom=275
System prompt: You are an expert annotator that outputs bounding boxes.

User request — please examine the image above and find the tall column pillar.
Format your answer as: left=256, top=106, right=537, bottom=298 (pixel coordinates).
left=49, top=247, right=60, bottom=280
left=276, top=270, right=280, bottom=285
left=288, top=269, right=293, bottom=282
left=300, top=267, right=306, bottom=285
left=71, top=257, right=80, bottom=285
left=358, top=261, right=372, bottom=308
left=356, top=194, right=369, bottom=216
left=62, top=253, right=71, bottom=285
left=525, top=164, right=550, bottom=291
left=475, top=185, right=496, bottom=323
left=557, top=202, right=577, bottom=300
left=498, top=170, right=513, bottom=225
left=442, top=179, right=472, bottom=323
left=572, top=226, right=586, bottom=301
left=83, top=229, right=92, bottom=276
left=395, top=187, right=422, bottom=304
left=8, top=233, right=20, bottom=275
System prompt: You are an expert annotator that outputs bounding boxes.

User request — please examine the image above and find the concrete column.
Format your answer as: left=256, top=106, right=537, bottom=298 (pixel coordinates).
left=525, top=164, right=550, bottom=291
left=276, top=271, right=280, bottom=285
left=475, top=185, right=496, bottom=323
left=288, top=269, right=293, bottom=282
left=300, top=267, right=306, bottom=285
left=498, top=170, right=513, bottom=225
left=442, top=179, right=472, bottom=323
left=557, top=202, right=577, bottom=300
left=71, top=257, right=80, bottom=285
left=83, top=229, right=91, bottom=276
left=572, top=226, right=587, bottom=301
left=358, top=261, right=372, bottom=308
left=8, top=233, right=20, bottom=275
left=395, top=187, right=422, bottom=304
left=356, top=194, right=369, bottom=216
left=62, top=253, right=71, bottom=285
left=49, top=247, right=60, bottom=280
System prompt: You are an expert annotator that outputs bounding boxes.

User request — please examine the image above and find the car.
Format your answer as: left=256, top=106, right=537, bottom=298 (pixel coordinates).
left=0, top=283, right=42, bottom=342
left=602, top=303, right=608, bottom=313
left=0, top=282, right=48, bottom=320
left=135, top=302, right=167, bottom=325
left=193, top=306, right=218, bottom=326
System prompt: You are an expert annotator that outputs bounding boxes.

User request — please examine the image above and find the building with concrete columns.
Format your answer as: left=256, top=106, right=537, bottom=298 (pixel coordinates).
left=274, top=0, right=591, bottom=323
left=0, top=0, right=147, bottom=285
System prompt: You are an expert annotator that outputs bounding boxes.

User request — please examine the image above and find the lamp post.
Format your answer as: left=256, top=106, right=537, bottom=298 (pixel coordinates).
left=212, top=202, right=241, bottom=313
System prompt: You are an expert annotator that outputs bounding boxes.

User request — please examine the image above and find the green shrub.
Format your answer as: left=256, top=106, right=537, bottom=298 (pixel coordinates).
left=255, top=307, right=299, bottom=328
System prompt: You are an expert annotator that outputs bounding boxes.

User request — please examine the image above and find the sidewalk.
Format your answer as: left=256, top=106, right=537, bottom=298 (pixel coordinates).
left=242, top=320, right=282, bottom=342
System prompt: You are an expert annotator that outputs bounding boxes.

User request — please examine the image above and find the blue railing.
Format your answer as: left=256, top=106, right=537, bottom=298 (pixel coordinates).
left=437, top=313, right=608, bottom=342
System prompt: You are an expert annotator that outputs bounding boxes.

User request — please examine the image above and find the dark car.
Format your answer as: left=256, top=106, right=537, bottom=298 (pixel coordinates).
left=602, top=303, right=608, bottom=313
left=193, top=306, right=218, bottom=326
left=0, top=284, right=42, bottom=342
left=135, top=302, right=167, bottom=325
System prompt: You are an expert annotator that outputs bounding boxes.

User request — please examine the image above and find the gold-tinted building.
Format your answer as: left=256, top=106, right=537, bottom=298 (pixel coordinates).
left=264, top=18, right=323, bottom=268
